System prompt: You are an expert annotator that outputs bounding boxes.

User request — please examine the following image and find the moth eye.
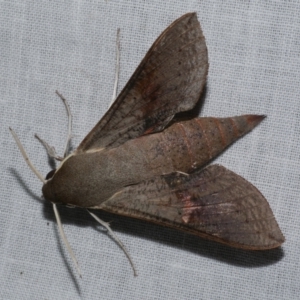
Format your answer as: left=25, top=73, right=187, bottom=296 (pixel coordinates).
left=45, top=169, right=56, bottom=180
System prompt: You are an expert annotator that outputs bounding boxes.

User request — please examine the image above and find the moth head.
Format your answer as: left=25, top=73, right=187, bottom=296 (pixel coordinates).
left=42, top=168, right=69, bottom=205
left=42, top=182, right=56, bottom=204
left=41, top=168, right=58, bottom=203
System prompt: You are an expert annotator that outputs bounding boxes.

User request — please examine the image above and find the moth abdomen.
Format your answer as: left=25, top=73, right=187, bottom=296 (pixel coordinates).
left=158, top=115, right=265, bottom=173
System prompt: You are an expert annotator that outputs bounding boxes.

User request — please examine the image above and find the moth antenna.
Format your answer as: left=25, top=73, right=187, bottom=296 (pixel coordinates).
left=10, top=127, right=81, bottom=276
left=34, top=134, right=63, bottom=161
left=53, top=203, right=82, bottom=278
left=55, top=91, right=73, bottom=158
left=9, top=127, right=46, bottom=184
left=87, top=209, right=137, bottom=277
left=110, top=28, right=121, bottom=107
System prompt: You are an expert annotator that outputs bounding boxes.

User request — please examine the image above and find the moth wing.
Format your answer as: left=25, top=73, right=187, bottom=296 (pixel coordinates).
left=77, top=13, right=208, bottom=152
left=98, top=165, right=284, bottom=250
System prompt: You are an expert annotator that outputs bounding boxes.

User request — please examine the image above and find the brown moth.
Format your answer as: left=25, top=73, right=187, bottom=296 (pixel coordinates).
left=11, top=13, right=284, bottom=274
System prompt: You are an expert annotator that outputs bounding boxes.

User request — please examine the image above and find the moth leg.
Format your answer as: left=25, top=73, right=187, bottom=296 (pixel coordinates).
left=87, top=209, right=137, bottom=277
left=35, top=91, right=73, bottom=160
left=35, top=134, right=63, bottom=161
left=55, top=90, right=73, bottom=158
left=109, top=28, right=121, bottom=107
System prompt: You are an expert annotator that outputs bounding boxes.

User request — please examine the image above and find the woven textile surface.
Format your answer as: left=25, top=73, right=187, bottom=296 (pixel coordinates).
left=1, top=1, right=299, bottom=299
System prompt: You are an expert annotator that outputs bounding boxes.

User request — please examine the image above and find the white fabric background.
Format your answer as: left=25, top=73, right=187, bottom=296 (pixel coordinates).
left=1, top=1, right=299, bottom=299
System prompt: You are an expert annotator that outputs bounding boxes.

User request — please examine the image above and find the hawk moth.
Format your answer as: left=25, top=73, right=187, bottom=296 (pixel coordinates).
left=11, top=13, right=284, bottom=275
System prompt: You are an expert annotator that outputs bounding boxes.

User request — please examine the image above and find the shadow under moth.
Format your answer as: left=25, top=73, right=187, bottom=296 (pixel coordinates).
left=10, top=13, right=284, bottom=276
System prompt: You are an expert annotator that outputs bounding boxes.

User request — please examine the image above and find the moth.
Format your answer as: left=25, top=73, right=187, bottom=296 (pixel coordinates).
left=11, top=13, right=284, bottom=276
